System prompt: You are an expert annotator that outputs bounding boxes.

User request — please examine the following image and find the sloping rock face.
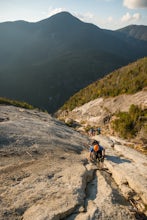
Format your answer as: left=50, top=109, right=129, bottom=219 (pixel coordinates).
left=58, top=90, right=147, bottom=144
left=0, top=105, right=90, bottom=220
left=93, top=135, right=147, bottom=212
left=60, top=90, right=147, bottom=127
left=0, top=105, right=146, bottom=219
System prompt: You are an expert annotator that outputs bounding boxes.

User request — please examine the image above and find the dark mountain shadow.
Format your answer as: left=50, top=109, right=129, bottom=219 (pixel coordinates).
left=0, top=11, right=146, bottom=113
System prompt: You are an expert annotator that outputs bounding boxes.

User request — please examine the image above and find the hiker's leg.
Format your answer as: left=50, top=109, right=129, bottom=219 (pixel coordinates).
left=91, top=152, right=96, bottom=161
left=89, top=152, right=97, bottom=164
left=97, top=153, right=104, bottom=169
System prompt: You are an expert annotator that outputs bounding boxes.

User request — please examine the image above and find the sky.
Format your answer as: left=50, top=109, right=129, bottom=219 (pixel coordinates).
left=0, top=0, right=147, bottom=30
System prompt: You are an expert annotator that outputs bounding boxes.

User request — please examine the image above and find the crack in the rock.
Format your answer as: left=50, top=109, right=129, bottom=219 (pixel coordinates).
left=61, top=165, right=97, bottom=220
left=101, top=169, right=147, bottom=219
left=84, top=169, right=98, bottom=210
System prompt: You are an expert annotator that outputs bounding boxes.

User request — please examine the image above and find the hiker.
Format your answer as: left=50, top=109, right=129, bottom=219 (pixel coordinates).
left=89, top=140, right=105, bottom=163
left=110, top=140, right=115, bottom=149
left=97, top=127, right=101, bottom=135
left=89, top=128, right=94, bottom=136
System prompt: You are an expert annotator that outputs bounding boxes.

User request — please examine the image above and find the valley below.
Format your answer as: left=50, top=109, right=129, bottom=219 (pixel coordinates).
left=0, top=105, right=147, bottom=220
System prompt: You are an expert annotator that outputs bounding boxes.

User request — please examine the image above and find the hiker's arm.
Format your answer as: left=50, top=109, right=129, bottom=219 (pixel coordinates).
left=89, top=148, right=94, bottom=161
left=102, top=148, right=105, bottom=157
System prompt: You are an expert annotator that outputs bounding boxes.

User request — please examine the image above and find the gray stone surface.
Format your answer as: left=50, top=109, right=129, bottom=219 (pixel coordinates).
left=0, top=105, right=146, bottom=219
left=59, top=90, right=147, bottom=126
left=94, top=135, right=147, bottom=213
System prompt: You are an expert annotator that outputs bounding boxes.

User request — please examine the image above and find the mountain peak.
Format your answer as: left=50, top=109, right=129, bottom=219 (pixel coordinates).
left=37, top=11, right=82, bottom=26
left=50, top=11, right=75, bottom=18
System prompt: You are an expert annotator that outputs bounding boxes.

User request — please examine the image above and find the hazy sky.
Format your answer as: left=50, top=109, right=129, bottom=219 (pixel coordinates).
left=0, top=0, right=147, bottom=30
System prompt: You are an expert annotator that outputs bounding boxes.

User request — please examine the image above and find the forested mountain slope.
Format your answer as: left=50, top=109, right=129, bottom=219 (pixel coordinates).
left=0, top=12, right=147, bottom=113
left=117, top=25, right=147, bottom=41
left=58, top=57, right=147, bottom=111
left=57, top=58, right=147, bottom=146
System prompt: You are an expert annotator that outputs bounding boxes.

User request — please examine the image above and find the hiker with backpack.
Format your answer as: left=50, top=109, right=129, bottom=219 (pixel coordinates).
left=89, top=127, right=94, bottom=136
left=97, top=127, right=101, bottom=135
left=89, top=140, right=105, bottom=166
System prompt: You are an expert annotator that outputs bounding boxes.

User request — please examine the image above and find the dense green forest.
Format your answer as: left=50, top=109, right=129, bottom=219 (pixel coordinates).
left=60, top=57, right=147, bottom=111
left=112, top=104, right=147, bottom=139
left=0, top=97, right=35, bottom=110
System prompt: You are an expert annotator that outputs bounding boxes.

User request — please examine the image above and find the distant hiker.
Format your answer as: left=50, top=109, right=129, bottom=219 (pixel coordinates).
left=89, top=140, right=105, bottom=164
left=89, top=128, right=94, bottom=136
left=103, top=115, right=111, bottom=125
left=110, top=140, right=115, bottom=149
left=97, top=127, right=101, bottom=135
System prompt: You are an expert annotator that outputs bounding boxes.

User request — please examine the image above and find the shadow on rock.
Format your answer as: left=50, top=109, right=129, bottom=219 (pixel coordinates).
left=106, top=155, right=131, bottom=164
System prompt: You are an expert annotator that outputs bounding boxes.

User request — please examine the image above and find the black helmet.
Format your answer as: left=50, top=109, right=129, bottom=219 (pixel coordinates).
left=92, top=140, right=99, bottom=145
